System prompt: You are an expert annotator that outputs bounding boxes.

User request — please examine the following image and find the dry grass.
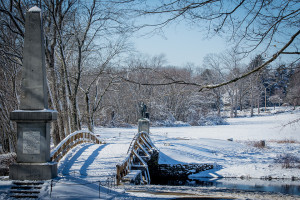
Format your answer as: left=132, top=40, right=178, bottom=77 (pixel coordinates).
left=270, top=139, right=300, bottom=144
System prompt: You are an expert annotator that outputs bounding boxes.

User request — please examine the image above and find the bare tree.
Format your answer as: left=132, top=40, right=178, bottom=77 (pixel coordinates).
left=80, top=39, right=128, bottom=132
left=247, top=55, right=265, bottom=116
left=136, top=0, right=299, bottom=54
left=286, top=65, right=300, bottom=109
left=201, top=55, right=225, bottom=116
left=0, top=0, right=135, bottom=149
left=126, top=0, right=300, bottom=90
left=0, top=0, right=24, bottom=151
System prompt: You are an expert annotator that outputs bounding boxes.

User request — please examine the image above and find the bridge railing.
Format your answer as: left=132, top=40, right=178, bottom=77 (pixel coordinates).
left=50, top=130, right=102, bottom=162
left=116, top=131, right=157, bottom=185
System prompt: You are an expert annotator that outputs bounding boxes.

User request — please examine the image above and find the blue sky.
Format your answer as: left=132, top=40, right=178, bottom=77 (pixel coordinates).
left=131, top=23, right=228, bottom=67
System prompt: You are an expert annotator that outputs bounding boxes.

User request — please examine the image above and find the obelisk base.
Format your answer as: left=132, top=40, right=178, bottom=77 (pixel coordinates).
left=9, top=162, right=57, bottom=180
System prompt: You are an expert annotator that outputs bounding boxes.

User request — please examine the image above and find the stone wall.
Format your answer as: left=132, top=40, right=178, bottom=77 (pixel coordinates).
left=158, top=163, right=214, bottom=179
left=147, top=151, right=214, bottom=184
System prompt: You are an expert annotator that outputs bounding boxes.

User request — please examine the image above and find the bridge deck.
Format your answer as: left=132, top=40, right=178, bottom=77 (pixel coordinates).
left=57, top=129, right=136, bottom=181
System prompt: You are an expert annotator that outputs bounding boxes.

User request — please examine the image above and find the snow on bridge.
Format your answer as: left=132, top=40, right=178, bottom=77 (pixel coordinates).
left=57, top=129, right=135, bottom=180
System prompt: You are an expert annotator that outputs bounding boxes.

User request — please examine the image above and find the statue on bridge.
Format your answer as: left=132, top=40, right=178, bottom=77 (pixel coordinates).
left=139, top=102, right=149, bottom=119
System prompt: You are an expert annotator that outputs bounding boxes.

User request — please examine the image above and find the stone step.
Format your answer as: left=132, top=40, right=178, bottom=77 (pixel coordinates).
left=13, top=181, right=44, bottom=185
left=9, top=181, right=44, bottom=199
left=122, top=170, right=142, bottom=185
left=10, top=189, right=40, bottom=193
left=11, top=186, right=42, bottom=190
left=10, top=194, right=39, bottom=198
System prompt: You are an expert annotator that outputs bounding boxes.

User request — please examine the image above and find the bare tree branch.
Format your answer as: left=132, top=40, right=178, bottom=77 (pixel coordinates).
left=281, top=52, right=300, bottom=55
left=199, top=29, right=300, bottom=91
left=121, top=29, right=299, bottom=93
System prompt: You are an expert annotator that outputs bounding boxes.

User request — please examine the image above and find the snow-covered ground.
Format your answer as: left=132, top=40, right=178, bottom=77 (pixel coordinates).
left=0, top=107, right=300, bottom=199
left=151, top=110, right=300, bottom=179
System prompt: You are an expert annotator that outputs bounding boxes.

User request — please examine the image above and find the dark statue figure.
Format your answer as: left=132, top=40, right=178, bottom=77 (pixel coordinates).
left=140, top=102, right=149, bottom=119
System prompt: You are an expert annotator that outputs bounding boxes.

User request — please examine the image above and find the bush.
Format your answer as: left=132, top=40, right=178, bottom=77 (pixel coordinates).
left=196, top=116, right=228, bottom=126
left=252, top=140, right=266, bottom=148
left=0, top=153, right=16, bottom=176
left=152, top=120, right=190, bottom=127
left=275, top=154, right=300, bottom=169
left=244, top=140, right=266, bottom=149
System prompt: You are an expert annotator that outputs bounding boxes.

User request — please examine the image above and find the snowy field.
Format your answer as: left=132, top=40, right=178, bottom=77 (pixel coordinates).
left=151, top=109, right=300, bottom=180
left=0, top=107, right=300, bottom=199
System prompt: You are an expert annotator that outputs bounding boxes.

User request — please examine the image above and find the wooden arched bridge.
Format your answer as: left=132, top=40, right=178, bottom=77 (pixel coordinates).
left=49, top=120, right=157, bottom=185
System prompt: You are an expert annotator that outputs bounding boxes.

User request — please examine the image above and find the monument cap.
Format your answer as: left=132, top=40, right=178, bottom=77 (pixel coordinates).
left=28, top=6, right=41, bottom=12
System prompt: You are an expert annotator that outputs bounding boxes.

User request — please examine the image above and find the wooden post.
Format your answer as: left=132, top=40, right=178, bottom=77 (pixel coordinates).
left=116, top=165, right=121, bottom=185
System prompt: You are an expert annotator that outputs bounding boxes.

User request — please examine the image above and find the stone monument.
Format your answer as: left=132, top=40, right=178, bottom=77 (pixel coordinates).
left=138, top=118, right=150, bottom=134
left=9, top=6, right=58, bottom=180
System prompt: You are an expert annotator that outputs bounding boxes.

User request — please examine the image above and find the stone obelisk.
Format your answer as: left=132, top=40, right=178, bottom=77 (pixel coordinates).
left=9, top=6, right=58, bottom=180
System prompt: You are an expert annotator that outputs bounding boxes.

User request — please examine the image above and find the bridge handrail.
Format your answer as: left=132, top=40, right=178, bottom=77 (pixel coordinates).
left=126, top=131, right=142, bottom=154
left=50, top=130, right=102, bottom=162
left=127, top=131, right=156, bottom=154
left=116, top=131, right=157, bottom=185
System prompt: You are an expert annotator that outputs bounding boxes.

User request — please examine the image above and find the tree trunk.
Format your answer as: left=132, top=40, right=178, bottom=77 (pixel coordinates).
left=230, top=97, right=234, bottom=118
left=59, top=64, right=71, bottom=136
left=85, top=92, right=94, bottom=132
left=47, top=59, right=65, bottom=143
left=250, top=98, right=254, bottom=117
left=257, top=96, right=260, bottom=114
left=234, top=90, right=238, bottom=117
left=264, top=87, right=267, bottom=112
left=51, top=122, right=61, bottom=146
left=250, top=83, right=254, bottom=117
left=70, top=94, right=81, bottom=132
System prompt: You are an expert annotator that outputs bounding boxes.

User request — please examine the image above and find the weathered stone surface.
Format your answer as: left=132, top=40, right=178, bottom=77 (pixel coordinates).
left=16, top=123, right=50, bottom=163
left=19, top=8, right=47, bottom=110
left=10, top=110, right=57, bottom=122
left=138, top=119, right=150, bottom=134
left=9, top=162, right=57, bottom=180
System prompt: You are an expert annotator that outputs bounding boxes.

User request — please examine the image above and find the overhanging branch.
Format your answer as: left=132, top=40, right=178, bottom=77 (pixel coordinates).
left=120, top=30, right=299, bottom=92
left=199, top=29, right=300, bottom=92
